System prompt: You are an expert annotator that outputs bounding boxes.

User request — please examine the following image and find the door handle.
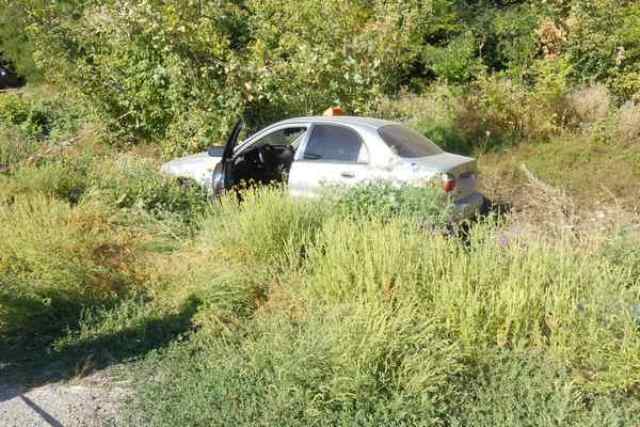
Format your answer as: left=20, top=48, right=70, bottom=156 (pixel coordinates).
left=341, top=172, right=355, bottom=178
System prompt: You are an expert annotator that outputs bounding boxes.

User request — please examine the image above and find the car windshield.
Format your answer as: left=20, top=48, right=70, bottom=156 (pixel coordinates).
left=378, top=125, right=443, bottom=158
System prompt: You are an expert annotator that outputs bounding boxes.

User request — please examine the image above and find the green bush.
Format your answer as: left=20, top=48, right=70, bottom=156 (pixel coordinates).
left=88, top=154, right=209, bottom=224
left=12, top=0, right=446, bottom=153
left=1, top=158, right=88, bottom=204
left=5, top=0, right=640, bottom=154
left=423, top=31, right=485, bottom=83
left=0, top=145, right=212, bottom=358
left=565, top=1, right=640, bottom=98
left=601, top=227, right=640, bottom=288
left=137, top=312, right=640, bottom=426
left=482, top=4, right=542, bottom=79
left=137, top=302, right=466, bottom=426
left=8, top=0, right=563, bottom=153
left=335, top=182, right=451, bottom=227
left=449, top=350, right=640, bottom=426
left=0, top=92, right=81, bottom=142
left=455, top=67, right=573, bottom=149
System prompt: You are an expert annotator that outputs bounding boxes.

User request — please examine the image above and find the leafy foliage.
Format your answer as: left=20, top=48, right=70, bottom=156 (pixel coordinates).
left=564, top=0, right=640, bottom=97
left=0, top=91, right=81, bottom=142
left=3, top=0, right=457, bottom=154
left=6, top=0, right=638, bottom=153
left=0, top=195, right=139, bottom=346
left=335, top=182, right=451, bottom=227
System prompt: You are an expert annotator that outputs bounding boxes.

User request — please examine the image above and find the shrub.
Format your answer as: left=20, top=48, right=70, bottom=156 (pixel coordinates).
left=6, top=0, right=640, bottom=152
left=0, top=147, right=210, bottom=234
left=202, top=187, right=328, bottom=268
left=456, top=65, right=572, bottom=148
left=88, top=154, right=209, bottom=224
left=423, top=31, right=485, bottom=83
left=374, top=86, right=458, bottom=124
left=449, top=350, right=640, bottom=426
left=456, top=76, right=538, bottom=147
left=0, top=146, right=209, bottom=354
left=334, top=182, right=451, bottom=228
left=136, top=301, right=467, bottom=426
left=485, top=4, right=542, bottom=79
left=0, top=91, right=82, bottom=142
left=16, top=0, right=453, bottom=153
left=601, top=226, right=640, bottom=287
left=1, top=158, right=88, bottom=204
left=564, top=1, right=640, bottom=98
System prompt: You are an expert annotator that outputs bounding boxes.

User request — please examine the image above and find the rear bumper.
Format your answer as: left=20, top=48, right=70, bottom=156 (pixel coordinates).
left=452, top=192, right=485, bottom=220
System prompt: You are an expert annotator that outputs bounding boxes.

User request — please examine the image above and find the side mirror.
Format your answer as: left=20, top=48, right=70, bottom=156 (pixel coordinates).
left=208, top=146, right=224, bottom=157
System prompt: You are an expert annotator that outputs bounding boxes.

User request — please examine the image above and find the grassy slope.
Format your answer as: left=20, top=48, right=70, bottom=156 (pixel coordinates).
left=479, top=135, right=640, bottom=211
left=1, top=86, right=640, bottom=425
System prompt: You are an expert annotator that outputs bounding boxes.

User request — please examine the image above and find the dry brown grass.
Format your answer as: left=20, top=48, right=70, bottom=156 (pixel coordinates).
left=616, top=101, right=640, bottom=144
left=565, top=85, right=611, bottom=127
left=496, top=165, right=639, bottom=252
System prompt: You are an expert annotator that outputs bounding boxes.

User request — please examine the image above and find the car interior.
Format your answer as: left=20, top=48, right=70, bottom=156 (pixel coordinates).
left=225, top=126, right=307, bottom=187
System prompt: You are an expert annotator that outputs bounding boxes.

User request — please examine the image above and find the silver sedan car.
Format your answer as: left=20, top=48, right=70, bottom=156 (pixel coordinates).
left=161, top=116, right=485, bottom=218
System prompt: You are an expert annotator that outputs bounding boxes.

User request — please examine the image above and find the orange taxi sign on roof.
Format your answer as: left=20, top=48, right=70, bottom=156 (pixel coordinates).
left=322, top=106, right=345, bottom=116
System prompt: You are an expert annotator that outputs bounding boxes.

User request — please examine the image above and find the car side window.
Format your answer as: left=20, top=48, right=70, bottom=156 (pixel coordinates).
left=257, top=127, right=307, bottom=147
left=303, top=125, right=368, bottom=163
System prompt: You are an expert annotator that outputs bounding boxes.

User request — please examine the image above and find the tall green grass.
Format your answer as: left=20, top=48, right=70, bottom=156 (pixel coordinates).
left=2, top=141, right=638, bottom=424
left=0, top=195, right=140, bottom=346
left=0, top=145, right=209, bottom=355
left=132, top=186, right=640, bottom=425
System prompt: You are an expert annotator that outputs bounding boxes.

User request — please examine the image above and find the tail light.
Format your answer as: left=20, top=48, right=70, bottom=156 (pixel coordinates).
left=442, top=174, right=456, bottom=193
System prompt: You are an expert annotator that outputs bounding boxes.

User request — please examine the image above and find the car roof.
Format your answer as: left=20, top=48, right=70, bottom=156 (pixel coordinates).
left=275, top=116, right=397, bottom=130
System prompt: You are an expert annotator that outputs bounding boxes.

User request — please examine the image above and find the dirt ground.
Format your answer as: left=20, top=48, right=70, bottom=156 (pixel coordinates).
left=0, top=368, right=129, bottom=427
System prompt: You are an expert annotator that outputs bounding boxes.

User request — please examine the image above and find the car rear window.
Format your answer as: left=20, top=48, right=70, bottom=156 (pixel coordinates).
left=378, top=125, right=443, bottom=158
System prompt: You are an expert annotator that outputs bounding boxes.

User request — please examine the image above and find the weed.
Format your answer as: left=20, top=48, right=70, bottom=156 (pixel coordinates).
left=334, top=182, right=451, bottom=228
left=0, top=196, right=142, bottom=348
left=87, top=154, right=209, bottom=225
left=0, top=126, right=39, bottom=167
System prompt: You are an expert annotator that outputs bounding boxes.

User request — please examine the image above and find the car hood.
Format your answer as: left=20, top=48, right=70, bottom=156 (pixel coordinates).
left=160, top=152, right=221, bottom=187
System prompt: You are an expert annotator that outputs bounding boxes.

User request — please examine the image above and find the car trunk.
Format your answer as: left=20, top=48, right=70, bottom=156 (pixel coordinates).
left=411, top=153, right=478, bottom=200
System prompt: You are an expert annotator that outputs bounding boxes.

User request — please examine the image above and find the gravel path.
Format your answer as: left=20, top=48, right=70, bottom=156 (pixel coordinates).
left=0, top=370, right=129, bottom=427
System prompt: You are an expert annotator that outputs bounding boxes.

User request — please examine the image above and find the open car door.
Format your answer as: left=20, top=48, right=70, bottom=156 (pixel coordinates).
left=211, top=120, right=244, bottom=195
